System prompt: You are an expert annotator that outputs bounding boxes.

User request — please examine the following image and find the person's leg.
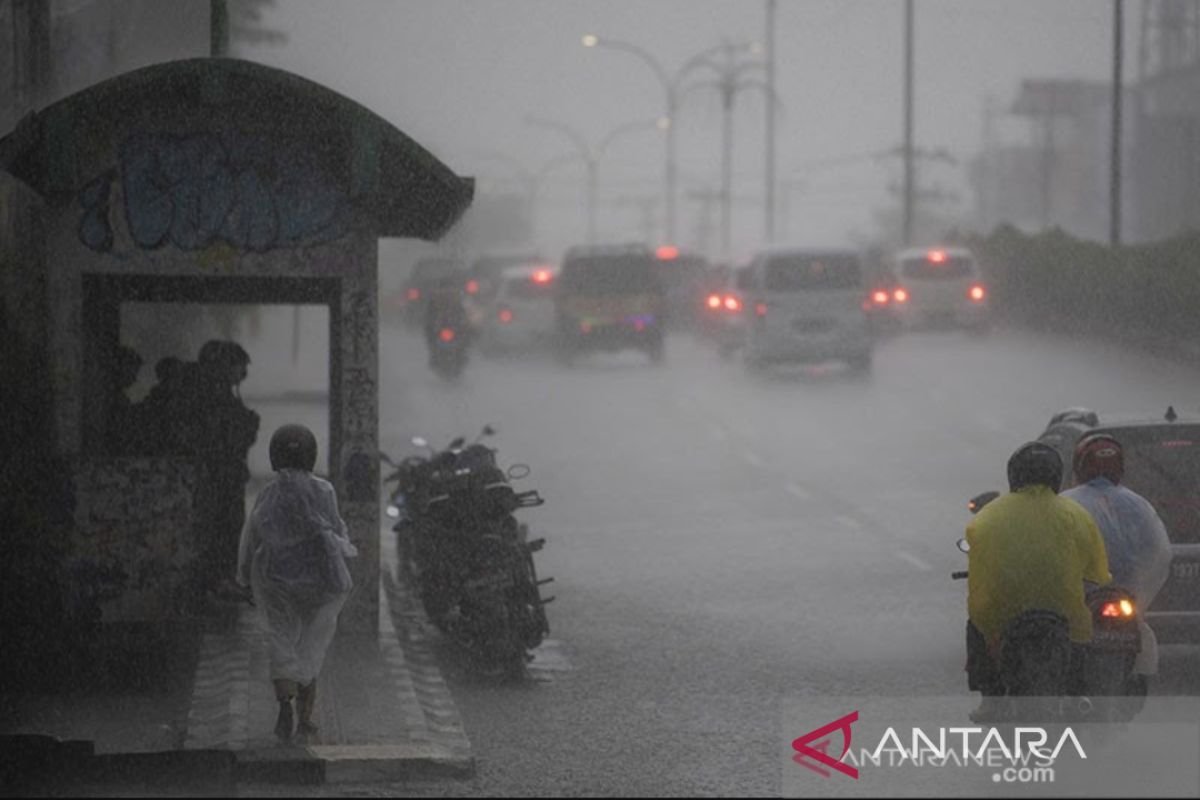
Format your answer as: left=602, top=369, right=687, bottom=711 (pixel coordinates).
left=966, top=621, right=1005, bottom=721
left=296, top=680, right=318, bottom=738
left=256, top=584, right=305, bottom=743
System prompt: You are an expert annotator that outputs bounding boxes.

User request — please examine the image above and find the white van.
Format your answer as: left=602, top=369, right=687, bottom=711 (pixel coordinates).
left=741, top=247, right=872, bottom=372
left=478, top=264, right=559, bottom=356
left=889, top=246, right=989, bottom=330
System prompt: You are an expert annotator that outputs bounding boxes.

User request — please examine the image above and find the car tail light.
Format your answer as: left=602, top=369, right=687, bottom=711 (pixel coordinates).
left=755, top=302, right=767, bottom=317
left=893, top=288, right=909, bottom=304
left=928, top=249, right=947, bottom=263
left=968, top=284, right=986, bottom=303
left=407, top=288, right=420, bottom=301
left=1100, top=599, right=1135, bottom=618
left=707, top=293, right=722, bottom=310
left=532, top=269, right=553, bottom=284
left=438, top=328, right=456, bottom=342
left=871, top=290, right=889, bottom=306
left=498, top=309, right=513, bottom=323
left=465, top=279, right=480, bottom=295
left=723, top=295, right=742, bottom=312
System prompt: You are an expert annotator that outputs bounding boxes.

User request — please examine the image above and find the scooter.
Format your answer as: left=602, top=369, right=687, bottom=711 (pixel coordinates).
left=428, top=323, right=470, bottom=379
left=955, top=491, right=1143, bottom=721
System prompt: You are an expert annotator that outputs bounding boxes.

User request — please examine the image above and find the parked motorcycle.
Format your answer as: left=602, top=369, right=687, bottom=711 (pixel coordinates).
left=382, top=426, right=552, bottom=676
left=954, top=490, right=1143, bottom=721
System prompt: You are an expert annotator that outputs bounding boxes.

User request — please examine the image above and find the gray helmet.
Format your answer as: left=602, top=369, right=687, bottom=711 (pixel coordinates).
left=1007, top=441, right=1063, bottom=493
left=269, top=424, right=317, bottom=471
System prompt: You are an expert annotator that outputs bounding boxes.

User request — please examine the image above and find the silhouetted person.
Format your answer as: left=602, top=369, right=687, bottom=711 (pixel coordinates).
left=138, top=356, right=185, bottom=455
left=106, top=345, right=144, bottom=455
left=193, top=340, right=260, bottom=592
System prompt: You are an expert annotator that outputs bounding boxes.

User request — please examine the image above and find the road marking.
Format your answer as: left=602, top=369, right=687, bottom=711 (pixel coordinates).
left=786, top=483, right=811, bottom=501
left=896, top=551, right=933, bottom=571
left=742, top=450, right=765, bottom=467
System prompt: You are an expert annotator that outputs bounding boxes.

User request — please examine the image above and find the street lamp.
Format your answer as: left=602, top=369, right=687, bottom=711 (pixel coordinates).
left=676, top=40, right=773, bottom=257
left=581, top=34, right=739, bottom=245
left=524, top=115, right=664, bottom=244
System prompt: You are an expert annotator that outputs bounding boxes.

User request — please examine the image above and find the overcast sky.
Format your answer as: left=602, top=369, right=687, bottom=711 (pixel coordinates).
left=240, top=0, right=1132, bottom=258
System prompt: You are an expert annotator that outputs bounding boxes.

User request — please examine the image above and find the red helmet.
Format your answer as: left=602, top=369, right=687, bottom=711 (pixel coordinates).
left=1072, top=433, right=1124, bottom=485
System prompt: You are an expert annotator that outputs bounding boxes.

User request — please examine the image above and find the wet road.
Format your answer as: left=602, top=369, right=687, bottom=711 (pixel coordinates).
left=356, top=324, right=1200, bottom=797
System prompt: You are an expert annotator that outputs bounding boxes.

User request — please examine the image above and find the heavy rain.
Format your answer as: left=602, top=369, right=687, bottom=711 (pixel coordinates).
left=2, top=1, right=1200, bottom=797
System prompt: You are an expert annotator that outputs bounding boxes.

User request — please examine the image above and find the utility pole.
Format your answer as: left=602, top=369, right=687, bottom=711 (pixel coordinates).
left=902, top=0, right=915, bottom=245
left=210, top=0, right=229, bottom=57
left=1110, top=0, right=1124, bottom=246
left=765, top=0, right=778, bottom=241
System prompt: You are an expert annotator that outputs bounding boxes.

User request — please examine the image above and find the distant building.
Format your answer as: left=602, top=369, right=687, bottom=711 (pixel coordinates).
left=971, top=0, right=1200, bottom=244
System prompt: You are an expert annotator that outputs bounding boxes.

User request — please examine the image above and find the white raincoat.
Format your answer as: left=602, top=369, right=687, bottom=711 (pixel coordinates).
left=1062, top=477, right=1173, bottom=675
left=236, top=469, right=358, bottom=685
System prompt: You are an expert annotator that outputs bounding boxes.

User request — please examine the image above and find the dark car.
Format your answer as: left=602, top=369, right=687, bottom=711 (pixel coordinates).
left=398, top=257, right=465, bottom=329
left=1037, top=405, right=1200, bottom=643
left=466, top=251, right=546, bottom=305
left=554, top=243, right=666, bottom=364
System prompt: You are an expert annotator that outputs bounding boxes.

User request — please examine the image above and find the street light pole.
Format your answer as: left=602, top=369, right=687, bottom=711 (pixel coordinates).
left=1110, top=0, right=1124, bottom=247
left=582, top=36, right=737, bottom=245
left=903, top=0, right=915, bottom=246
left=765, top=0, right=778, bottom=242
left=525, top=115, right=664, bottom=245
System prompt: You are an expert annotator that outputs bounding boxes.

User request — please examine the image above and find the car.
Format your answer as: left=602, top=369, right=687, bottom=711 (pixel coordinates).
left=650, top=246, right=710, bottom=331
left=887, top=246, right=989, bottom=331
left=740, top=245, right=873, bottom=372
left=398, top=256, right=465, bottom=329
left=465, top=250, right=546, bottom=306
left=700, top=261, right=755, bottom=359
left=554, top=243, right=666, bottom=364
left=477, top=263, right=559, bottom=357
left=1037, top=405, right=1200, bottom=644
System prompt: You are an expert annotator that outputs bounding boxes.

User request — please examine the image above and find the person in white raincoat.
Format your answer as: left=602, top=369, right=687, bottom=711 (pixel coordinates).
left=236, top=424, right=358, bottom=742
left=1061, top=433, right=1173, bottom=685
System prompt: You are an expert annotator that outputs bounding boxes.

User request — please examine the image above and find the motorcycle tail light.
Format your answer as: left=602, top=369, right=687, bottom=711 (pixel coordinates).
left=1100, top=599, right=1135, bottom=618
left=439, top=328, right=456, bottom=342
left=968, top=284, right=986, bottom=303
left=498, top=309, right=513, bottom=323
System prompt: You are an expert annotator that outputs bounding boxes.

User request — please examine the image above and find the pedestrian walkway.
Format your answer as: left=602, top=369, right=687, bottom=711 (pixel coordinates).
left=182, top=545, right=473, bottom=784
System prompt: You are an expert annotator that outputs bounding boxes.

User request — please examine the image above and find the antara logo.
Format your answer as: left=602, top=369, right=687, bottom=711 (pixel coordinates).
left=792, top=711, right=859, bottom=779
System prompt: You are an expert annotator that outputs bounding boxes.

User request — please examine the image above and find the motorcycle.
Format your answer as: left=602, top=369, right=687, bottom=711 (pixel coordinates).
left=427, top=323, right=470, bottom=379
left=382, top=426, right=552, bottom=676
left=954, top=490, right=1143, bottom=721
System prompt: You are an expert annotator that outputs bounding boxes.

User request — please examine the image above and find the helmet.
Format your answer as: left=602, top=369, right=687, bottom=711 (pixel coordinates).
left=269, top=424, right=318, bottom=471
left=1073, top=433, right=1124, bottom=485
left=1007, top=441, right=1063, bottom=493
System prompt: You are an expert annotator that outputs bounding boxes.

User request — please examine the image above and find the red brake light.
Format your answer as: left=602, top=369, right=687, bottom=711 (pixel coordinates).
left=928, top=249, right=947, bottom=263
left=1100, top=599, right=1135, bottom=618
left=723, top=295, right=742, bottom=312
left=532, top=269, right=553, bottom=284
left=968, top=284, right=986, bottom=303
left=498, top=309, right=513, bottom=323
left=465, top=279, right=480, bottom=295
left=656, top=245, right=679, bottom=260
left=893, top=288, right=909, bottom=304
left=438, top=328, right=456, bottom=342
left=872, top=290, right=889, bottom=306
left=407, top=288, right=420, bottom=301
left=707, top=294, right=722, bottom=309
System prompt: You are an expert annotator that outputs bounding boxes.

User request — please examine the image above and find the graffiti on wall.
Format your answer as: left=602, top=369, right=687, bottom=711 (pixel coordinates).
left=79, top=131, right=351, bottom=254
left=70, top=458, right=198, bottom=622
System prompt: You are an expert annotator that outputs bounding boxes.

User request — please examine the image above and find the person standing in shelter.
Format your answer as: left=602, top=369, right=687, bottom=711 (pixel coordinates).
left=236, top=424, right=357, bottom=742
left=195, top=340, right=260, bottom=591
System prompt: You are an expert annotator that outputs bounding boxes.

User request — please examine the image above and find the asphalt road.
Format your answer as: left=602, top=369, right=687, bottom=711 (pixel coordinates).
left=344, top=323, right=1200, bottom=797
